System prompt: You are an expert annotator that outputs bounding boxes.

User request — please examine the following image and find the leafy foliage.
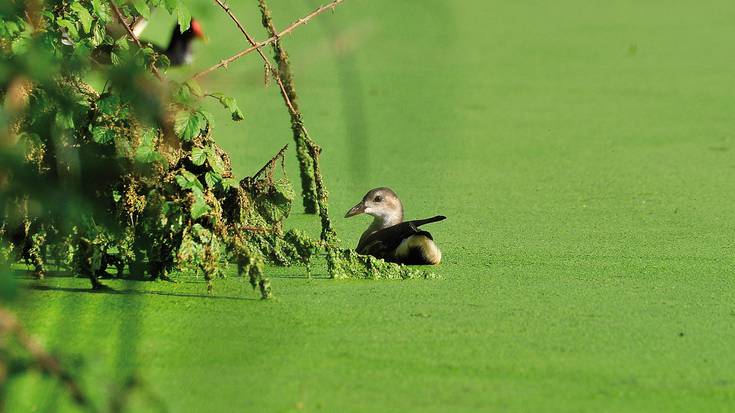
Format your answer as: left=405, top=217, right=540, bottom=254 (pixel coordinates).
left=0, top=0, right=425, bottom=298
left=0, top=0, right=321, bottom=297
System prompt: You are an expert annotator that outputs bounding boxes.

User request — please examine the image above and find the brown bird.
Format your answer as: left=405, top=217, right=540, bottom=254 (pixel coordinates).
left=345, top=187, right=445, bottom=265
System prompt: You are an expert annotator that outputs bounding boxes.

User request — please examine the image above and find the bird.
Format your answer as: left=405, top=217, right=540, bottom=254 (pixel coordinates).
left=155, top=19, right=205, bottom=66
left=90, top=19, right=205, bottom=67
left=345, top=187, right=445, bottom=265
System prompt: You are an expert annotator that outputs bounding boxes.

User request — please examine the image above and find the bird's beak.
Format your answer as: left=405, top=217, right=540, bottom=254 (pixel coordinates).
left=344, top=202, right=365, bottom=218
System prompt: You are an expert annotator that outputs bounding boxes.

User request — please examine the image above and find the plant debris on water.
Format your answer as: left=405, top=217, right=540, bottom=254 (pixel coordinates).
left=0, top=0, right=433, bottom=300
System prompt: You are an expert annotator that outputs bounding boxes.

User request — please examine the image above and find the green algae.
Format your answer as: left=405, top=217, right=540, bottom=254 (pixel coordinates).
left=7, top=0, right=735, bottom=411
left=328, top=247, right=438, bottom=280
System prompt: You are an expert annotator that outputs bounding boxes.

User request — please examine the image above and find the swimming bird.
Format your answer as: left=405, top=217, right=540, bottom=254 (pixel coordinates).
left=345, top=187, right=445, bottom=265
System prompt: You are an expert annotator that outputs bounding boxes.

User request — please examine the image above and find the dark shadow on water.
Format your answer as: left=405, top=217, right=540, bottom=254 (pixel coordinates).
left=11, top=268, right=149, bottom=281
left=269, top=274, right=330, bottom=280
left=11, top=268, right=77, bottom=279
left=25, top=284, right=258, bottom=301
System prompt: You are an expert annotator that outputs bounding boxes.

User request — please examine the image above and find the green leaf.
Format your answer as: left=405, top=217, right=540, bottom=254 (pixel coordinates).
left=184, top=80, right=203, bottom=97
left=230, top=106, right=244, bottom=121
left=135, top=146, right=164, bottom=164
left=191, top=223, right=209, bottom=238
left=175, top=174, right=189, bottom=188
left=56, top=19, right=79, bottom=39
left=182, top=170, right=197, bottom=181
left=177, top=170, right=197, bottom=184
left=156, top=53, right=171, bottom=70
left=135, top=129, right=164, bottom=164
left=115, top=37, right=129, bottom=51
left=191, top=147, right=206, bottom=166
left=91, top=126, right=115, bottom=144
left=164, top=0, right=179, bottom=14
left=110, top=52, right=121, bottom=66
left=206, top=148, right=225, bottom=175
left=71, top=3, right=93, bottom=33
left=140, top=45, right=155, bottom=57
left=222, top=177, right=238, bottom=189
left=174, top=83, right=194, bottom=105
left=97, top=95, right=120, bottom=115
left=204, top=171, right=221, bottom=189
left=175, top=171, right=204, bottom=192
left=91, top=23, right=105, bottom=46
left=91, top=0, right=110, bottom=22
left=132, top=0, right=151, bottom=18
left=174, top=111, right=204, bottom=141
left=210, top=93, right=244, bottom=121
left=140, top=128, right=156, bottom=146
left=190, top=184, right=204, bottom=198
left=176, top=4, right=191, bottom=32
left=190, top=194, right=210, bottom=219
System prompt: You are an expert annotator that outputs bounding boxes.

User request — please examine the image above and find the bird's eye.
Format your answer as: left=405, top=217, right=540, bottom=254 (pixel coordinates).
left=373, top=195, right=382, bottom=202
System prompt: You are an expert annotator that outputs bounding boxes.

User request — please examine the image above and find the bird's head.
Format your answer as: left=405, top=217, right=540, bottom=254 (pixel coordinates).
left=345, top=187, right=404, bottom=227
left=189, top=19, right=206, bottom=40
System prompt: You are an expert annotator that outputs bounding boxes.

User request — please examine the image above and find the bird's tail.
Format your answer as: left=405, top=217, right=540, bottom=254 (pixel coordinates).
left=409, top=215, right=446, bottom=228
left=394, top=231, right=442, bottom=265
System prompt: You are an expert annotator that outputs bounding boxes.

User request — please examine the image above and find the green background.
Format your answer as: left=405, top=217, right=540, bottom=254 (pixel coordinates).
left=7, top=0, right=735, bottom=411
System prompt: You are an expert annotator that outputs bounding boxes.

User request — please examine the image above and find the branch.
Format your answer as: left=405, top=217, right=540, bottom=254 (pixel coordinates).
left=252, top=144, right=288, bottom=180
left=210, top=0, right=298, bottom=116
left=190, top=0, right=345, bottom=81
left=108, top=0, right=164, bottom=81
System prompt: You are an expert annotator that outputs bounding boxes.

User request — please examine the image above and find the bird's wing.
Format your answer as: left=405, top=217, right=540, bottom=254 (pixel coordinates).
left=357, top=237, right=395, bottom=260
left=357, top=216, right=446, bottom=259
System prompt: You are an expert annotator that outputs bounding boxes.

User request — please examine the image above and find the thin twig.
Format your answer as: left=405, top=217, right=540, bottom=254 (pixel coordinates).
left=210, top=0, right=298, bottom=116
left=108, top=0, right=163, bottom=81
left=252, top=144, right=288, bottom=179
left=190, top=0, right=344, bottom=81
left=212, top=0, right=269, bottom=64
